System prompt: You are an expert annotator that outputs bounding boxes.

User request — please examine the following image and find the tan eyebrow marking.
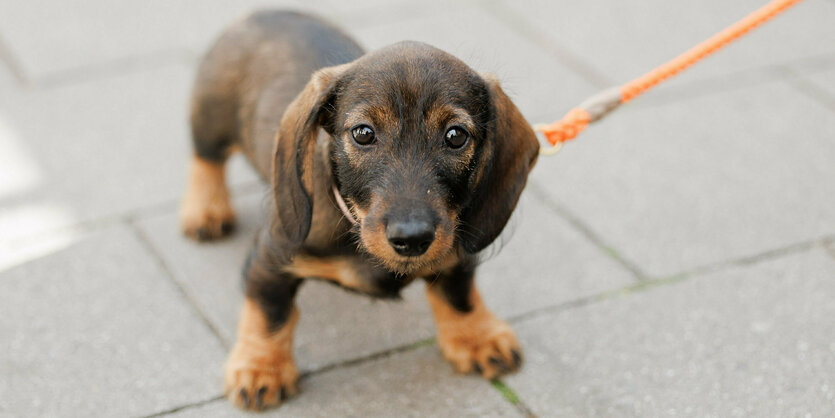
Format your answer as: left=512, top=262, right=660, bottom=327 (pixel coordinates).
left=424, top=104, right=475, bottom=133
left=344, top=105, right=397, bottom=130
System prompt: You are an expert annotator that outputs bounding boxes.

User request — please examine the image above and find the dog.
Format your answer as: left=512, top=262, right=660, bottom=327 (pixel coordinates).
left=180, top=10, right=539, bottom=411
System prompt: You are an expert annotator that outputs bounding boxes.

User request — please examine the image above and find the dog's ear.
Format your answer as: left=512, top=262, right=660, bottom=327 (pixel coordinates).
left=459, top=74, right=540, bottom=253
left=272, top=63, right=351, bottom=250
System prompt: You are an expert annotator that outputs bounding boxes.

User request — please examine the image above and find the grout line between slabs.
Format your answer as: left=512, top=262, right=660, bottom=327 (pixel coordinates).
left=140, top=339, right=439, bottom=417
left=129, top=220, right=231, bottom=350
left=824, top=239, right=835, bottom=260
left=491, top=380, right=538, bottom=418
left=508, top=274, right=690, bottom=326
left=625, top=66, right=785, bottom=109
left=526, top=181, right=649, bottom=281
left=669, top=234, right=834, bottom=279
left=139, top=395, right=225, bottom=418
left=777, top=65, right=835, bottom=113
left=508, top=232, right=833, bottom=326
left=522, top=51, right=835, bottom=131
left=566, top=51, right=835, bottom=112
left=479, top=0, right=614, bottom=89
left=0, top=32, right=31, bottom=86
left=32, top=47, right=198, bottom=90
left=298, top=338, right=436, bottom=378
left=0, top=0, right=468, bottom=93
left=2, top=180, right=264, bottom=251
left=619, top=51, right=835, bottom=110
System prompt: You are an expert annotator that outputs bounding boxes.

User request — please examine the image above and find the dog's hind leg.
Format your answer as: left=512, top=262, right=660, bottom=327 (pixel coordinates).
left=180, top=155, right=236, bottom=241
left=180, top=68, right=239, bottom=241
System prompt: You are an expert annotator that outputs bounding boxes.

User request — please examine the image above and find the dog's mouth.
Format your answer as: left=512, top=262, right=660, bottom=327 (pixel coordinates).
left=359, top=232, right=434, bottom=275
left=366, top=245, right=454, bottom=276
left=382, top=256, right=428, bottom=275
left=356, top=219, right=456, bottom=276
left=336, top=189, right=457, bottom=275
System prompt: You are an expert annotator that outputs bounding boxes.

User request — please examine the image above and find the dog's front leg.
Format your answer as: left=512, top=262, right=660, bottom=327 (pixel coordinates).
left=225, top=231, right=303, bottom=411
left=425, top=261, right=522, bottom=379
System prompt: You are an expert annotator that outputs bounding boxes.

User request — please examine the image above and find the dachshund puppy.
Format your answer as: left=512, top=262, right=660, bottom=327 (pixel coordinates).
left=180, top=10, right=539, bottom=411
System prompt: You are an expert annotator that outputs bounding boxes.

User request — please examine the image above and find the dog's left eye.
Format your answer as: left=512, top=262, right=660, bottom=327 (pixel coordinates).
left=351, top=125, right=376, bottom=145
left=444, top=127, right=469, bottom=149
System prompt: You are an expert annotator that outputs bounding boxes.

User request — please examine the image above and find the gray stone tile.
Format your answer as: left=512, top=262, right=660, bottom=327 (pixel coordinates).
left=0, top=0, right=452, bottom=82
left=170, top=346, right=521, bottom=418
left=504, top=248, right=835, bottom=417
left=0, top=64, right=259, bottom=246
left=0, top=226, right=226, bottom=417
left=0, top=56, right=16, bottom=92
left=500, top=0, right=835, bottom=86
left=350, top=5, right=598, bottom=118
left=529, top=80, right=835, bottom=277
left=0, top=0, right=296, bottom=80
left=135, top=187, right=634, bottom=371
left=799, top=67, right=835, bottom=105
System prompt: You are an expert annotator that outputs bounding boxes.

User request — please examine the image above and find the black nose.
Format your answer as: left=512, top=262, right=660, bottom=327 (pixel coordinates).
left=386, top=219, right=435, bottom=256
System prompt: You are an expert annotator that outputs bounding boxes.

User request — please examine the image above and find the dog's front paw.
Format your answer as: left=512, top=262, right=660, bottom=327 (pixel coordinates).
left=437, top=315, right=522, bottom=380
left=224, top=344, right=299, bottom=411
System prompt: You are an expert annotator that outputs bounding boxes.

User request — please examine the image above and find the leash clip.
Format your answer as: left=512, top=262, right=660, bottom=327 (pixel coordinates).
left=533, top=124, right=563, bottom=156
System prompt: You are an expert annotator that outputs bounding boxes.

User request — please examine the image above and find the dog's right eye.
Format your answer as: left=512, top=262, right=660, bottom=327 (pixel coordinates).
left=351, top=125, right=376, bottom=145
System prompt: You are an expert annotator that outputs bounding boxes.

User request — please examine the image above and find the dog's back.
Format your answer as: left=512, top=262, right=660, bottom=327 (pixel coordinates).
left=190, top=10, right=364, bottom=177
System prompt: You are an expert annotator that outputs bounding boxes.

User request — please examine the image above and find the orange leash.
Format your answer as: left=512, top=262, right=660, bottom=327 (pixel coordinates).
left=536, top=0, right=803, bottom=155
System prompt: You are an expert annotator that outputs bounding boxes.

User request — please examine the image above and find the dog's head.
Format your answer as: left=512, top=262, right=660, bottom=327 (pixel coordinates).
left=274, top=41, right=539, bottom=274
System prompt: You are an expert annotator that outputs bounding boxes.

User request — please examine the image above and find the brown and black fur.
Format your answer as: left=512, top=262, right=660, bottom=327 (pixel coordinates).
left=181, top=10, right=539, bottom=411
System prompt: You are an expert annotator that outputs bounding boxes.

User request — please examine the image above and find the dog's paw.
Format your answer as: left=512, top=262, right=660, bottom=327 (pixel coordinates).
left=180, top=158, right=236, bottom=241
left=180, top=199, right=235, bottom=241
left=437, top=316, right=522, bottom=380
left=224, top=347, right=299, bottom=411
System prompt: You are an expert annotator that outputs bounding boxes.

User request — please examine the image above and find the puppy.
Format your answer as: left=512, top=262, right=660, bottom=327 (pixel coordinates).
left=180, top=10, right=539, bottom=411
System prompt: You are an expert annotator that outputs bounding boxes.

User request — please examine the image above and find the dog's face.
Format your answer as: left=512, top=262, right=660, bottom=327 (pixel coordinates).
left=273, top=42, right=539, bottom=274
left=326, top=44, right=495, bottom=274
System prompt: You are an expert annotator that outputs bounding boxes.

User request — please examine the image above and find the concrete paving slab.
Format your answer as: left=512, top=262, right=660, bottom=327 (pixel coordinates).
left=499, top=0, right=835, bottom=87
left=0, top=0, right=294, bottom=80
left=504, top=248, right=835, bottom=417
left=0, top=226, right=227, bottom=417
left=799, top=67, right=835, bottom=107
left=529, top=80, right=835, bottom=277
left=350, top=5, right=598, bottom=119
left=135, top=187, right=634, bottom=371
left=0, top=54, right=16, bottom=92
left=169, top=346, right=521, bottom=418
left=826, top=240, right=835, bottom=259
left=0, top=64, right=259, bottom=246
left=0, top=0, right=464, bottom=82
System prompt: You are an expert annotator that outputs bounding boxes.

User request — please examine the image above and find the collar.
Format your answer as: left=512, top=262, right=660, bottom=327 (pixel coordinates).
left=332, top=185, right=359, bottom=225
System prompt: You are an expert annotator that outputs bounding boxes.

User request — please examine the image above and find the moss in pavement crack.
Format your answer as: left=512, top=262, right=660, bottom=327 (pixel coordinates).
left=491, top=380, right=521, bottom=405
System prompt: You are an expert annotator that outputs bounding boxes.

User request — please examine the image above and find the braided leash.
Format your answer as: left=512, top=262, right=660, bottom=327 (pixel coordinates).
left=535, top=0, right=803, bottom=155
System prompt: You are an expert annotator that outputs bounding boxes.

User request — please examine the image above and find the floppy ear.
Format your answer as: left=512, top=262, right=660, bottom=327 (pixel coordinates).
left=459, top=74, right=540, bottom=253
left=272, top=63, right=351, bottom=251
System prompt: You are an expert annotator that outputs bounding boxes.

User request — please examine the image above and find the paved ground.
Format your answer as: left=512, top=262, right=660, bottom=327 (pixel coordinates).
left=1, top=0, right=834, bottom=417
